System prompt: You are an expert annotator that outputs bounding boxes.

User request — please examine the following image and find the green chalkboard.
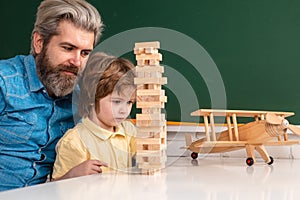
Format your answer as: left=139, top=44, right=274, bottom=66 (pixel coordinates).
left=1, top=0, right=300, bottom=123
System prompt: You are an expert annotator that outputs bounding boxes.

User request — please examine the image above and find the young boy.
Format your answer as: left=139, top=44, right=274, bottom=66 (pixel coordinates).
left=52, top=52, right=137, bottom=180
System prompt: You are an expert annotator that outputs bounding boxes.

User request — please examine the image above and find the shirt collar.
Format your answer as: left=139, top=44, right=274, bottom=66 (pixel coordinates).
left=24, top=55, right=45, bottom=92
left=82, top=117, right=125, bottom=140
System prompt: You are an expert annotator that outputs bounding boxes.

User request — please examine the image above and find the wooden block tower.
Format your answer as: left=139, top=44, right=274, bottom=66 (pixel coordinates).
left=134, top=41, right=167, bottom=174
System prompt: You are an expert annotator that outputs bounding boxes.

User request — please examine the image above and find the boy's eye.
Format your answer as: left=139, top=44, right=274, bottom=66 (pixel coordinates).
left=112, top=100, right=121, bottom=104
left=127, top=101, right=134, bottom=105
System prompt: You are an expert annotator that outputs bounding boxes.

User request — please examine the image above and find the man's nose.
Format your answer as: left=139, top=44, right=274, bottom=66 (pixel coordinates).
left=69, top=51, right=81, bottom=67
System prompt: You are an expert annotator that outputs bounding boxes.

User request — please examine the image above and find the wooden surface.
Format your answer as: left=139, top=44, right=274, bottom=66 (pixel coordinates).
left=191, top=109, right=295, bottom=118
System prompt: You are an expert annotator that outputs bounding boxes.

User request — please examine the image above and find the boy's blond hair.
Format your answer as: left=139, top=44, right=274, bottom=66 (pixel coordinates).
left=78, top=52, right=136, bottom=118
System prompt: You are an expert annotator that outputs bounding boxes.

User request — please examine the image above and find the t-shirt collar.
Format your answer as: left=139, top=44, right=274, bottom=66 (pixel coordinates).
left=82, top=117, right=125, bottom=140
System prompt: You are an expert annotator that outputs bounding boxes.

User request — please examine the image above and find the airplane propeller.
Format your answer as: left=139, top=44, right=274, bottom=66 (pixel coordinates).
left=265, top=113, right=300, bottom=135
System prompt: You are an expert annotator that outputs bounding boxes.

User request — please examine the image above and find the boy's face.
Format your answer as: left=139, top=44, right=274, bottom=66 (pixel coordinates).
left=94, top=89, right=136, bottom=132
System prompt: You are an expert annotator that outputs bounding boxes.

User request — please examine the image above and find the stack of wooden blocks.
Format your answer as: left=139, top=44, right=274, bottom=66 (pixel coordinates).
left=134, top=41, right=168, bottom=174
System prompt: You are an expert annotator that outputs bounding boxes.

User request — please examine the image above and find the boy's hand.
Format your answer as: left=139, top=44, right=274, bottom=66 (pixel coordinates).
left=55, top=160, right=108, bottom=180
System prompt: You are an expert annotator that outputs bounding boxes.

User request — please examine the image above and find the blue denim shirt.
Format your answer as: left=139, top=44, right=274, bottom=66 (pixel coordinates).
left=0, top=55, right=77, bottom=191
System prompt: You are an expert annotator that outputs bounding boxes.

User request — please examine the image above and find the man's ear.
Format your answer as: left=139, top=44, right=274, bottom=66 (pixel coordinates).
left=33, top=32, right=44, bottom=54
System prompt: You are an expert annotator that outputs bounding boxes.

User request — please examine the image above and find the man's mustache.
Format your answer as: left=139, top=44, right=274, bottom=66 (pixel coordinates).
left=57, top=64, right=79, bottom=76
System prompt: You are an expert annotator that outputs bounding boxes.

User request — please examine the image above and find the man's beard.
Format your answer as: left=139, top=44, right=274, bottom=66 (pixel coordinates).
left=36, top=48, right=81, bottom=98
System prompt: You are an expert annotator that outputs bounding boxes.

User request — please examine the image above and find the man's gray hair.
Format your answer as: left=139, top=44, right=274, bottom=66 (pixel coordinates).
left=30, top=0, right=103, bottom=56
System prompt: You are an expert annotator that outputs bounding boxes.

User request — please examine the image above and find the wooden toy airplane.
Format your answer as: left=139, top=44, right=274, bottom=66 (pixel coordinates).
left=185, top=109, right=300, bottom=166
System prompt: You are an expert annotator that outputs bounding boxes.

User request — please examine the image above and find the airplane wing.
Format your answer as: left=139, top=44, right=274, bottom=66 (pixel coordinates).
left=191, top=109, right=294, bottom=118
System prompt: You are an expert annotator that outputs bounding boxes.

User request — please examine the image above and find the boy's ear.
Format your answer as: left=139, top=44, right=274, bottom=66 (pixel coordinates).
left=33, top=32, right=44, bottom=54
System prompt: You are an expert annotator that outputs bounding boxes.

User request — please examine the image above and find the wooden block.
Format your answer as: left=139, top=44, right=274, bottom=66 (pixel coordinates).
left=137, top=89, right=163, bottom=96
left=136, top=53, right=162, bottom=61
left=135, top=41, right=160, bottom=49
left=134, top=77, right=167, bottom=85
left=145, top=47, right=159, bottom=54
left=141, top=107, right=161, bottom=114
left=134, top=48, right=144, bottom=55
left=137, top=150, right=165, bottom=157
left=136, top=59, right=161, bottom=67
left=134, top=47, right=159, bottom=55
left=136, top=113, right=165, bottom=121
left=136, top=71, right=145, bottom=78
left=150, top=71, right=162, bottom=78
left=136, top=154, right=166, bottom=163
left=136, top=126, right=164, bottom=133
left=136, top=148, right=165, bottom=153
left=136, top=119, right=166, bottom=127
left=136, top=138, right=162, bottom=145
left=136, top=66, right=164, bottom=73
left=138, top=162, right=165, bottom=170
left=137, top=95, right=166, bottom=103
left=137, top=84, right=162, bottom=90
left=136, top=126, right=167, bottom=138
left=136, top=101, right=165, bottom=108
left=136, top=131, right=165, bottom=138
left=149, top=59, right=160, bottom=66
left=134, top=71, right=161, bottom=78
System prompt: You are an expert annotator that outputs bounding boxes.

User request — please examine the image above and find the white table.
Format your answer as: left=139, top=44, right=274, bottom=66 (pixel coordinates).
left=1, top=156, right=300, bottom=200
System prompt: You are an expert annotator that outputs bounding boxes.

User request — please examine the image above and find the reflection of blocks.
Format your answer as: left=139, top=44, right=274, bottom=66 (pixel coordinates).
left=134, top=41, right=167, bottom=175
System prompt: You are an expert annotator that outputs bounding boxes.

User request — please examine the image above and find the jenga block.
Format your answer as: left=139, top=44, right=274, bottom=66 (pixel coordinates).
left=136, top=131, right=165, bottom=138
left=139, top=84, right=161, bottom=90
left=135, top=41, right=160, bottom=49
left=134, top=48, right=144, bottom=55
left=149, top=59, right=160, bottom=66
left=136, top=71, right=145, bottom=78
left=138, top=157, right=166, bottom=169
left=135, top=53, right=162, bottom=61
left=136, top=144, right=163, bottom=151
left=136, top=119, right=166, bottom=127
left=136, top=154, right=166, bottom=164
left=134, top=47, right=159, bottom=55
left=150, top=71, right=162, bottom=78
left=136, top=113, right=165, bottom=121
left=136, top=126, right=164, bottom=133
left=136, top=66, right=164, bottom=73
left=137, top=89, right=163, bottom=96
left=134, top=77, right=167, bottom=85
left=136, top=138, right=162, bottom=145
left=136, top=101, right=165, bottom=108
left=137, top=150, right=165, bottom=157
left=136, top=145, right=166, bottom=153
left=136, top=71, right=161, bottom=78
left=137, top=95, right=167, bottom=103
left=141, top=107, right=161, bottom=114
left=145, top=47, right=159, bottom=54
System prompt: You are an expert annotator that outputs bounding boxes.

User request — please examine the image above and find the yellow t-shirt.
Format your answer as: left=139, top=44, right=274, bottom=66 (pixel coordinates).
left=52, top=117, right=136, bottom=179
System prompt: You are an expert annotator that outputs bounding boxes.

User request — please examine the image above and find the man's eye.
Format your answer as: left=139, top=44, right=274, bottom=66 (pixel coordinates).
left=63, top=46, right=73, bottom=51
left=81, top=51, right=90, bottom=57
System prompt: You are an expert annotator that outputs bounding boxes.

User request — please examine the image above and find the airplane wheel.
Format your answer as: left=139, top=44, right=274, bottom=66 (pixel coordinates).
left=246, top=157, right=254, bottom=166
left=267, top=156, right=274, bottom=165
left=191, top=152, right=198, bottom=160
